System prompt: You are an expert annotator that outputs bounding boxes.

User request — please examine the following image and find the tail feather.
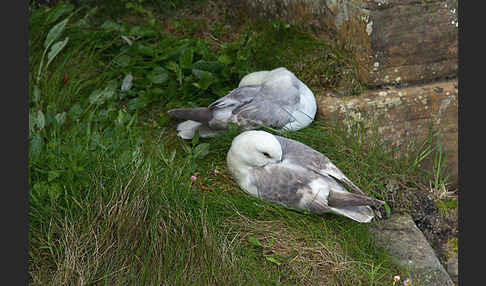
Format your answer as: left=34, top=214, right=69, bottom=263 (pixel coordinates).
left=167, top=107, right=213, bottom=123
left=176, top=120, right=202, bottom=139
left=326, top=190, right=384, bottom=223
left=328, top=190, right=385, bottom=208
left=175, top=120, right=220, bottom=139
left=330, top=205, right=375, bottom=223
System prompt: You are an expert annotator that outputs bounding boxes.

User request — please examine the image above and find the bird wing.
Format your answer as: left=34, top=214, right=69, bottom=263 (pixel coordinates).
left=250, top=164, right=329, bottom=211
left=250, top=163, right=376, bottom=222
left=274, top=136, right=366, bottom=195
left=208, top=85, right=261, bottom=110
left=231, top=99, right=298, bottom=129
left=208, top=82, right=302, bottom=130
left=230, top=76, right=302, bottom=129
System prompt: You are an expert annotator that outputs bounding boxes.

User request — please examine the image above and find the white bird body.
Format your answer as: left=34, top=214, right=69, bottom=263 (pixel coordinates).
left=167, top=67, right=317, bottom=139
left=226, top=130, right=385, bottom=223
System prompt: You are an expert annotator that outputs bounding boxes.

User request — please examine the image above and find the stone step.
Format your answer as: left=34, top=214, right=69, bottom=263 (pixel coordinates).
left=315, top=79, right=458, bottom=185
left=370, top=214, right=455, bottom=285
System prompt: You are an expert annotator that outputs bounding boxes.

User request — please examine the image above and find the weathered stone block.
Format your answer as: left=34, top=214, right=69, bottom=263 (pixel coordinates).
left=229, top=0, right=458, bottom=86
left=370, top=214, right=454, bottom=285
left=315, top=79, right=458, bottom=184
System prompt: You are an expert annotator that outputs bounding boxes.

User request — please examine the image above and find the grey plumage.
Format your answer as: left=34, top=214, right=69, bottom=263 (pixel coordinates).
left=167, top=67, right=317, bottom=139
left=227, top=131, right=385, bottom=223
left=167, top=107, right=213, bottom=124
left=274, top=136, right=366, bottom=195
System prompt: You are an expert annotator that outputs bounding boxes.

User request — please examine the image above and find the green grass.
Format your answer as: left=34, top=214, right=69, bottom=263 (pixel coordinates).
left=28, top=2, right=449, bottom=285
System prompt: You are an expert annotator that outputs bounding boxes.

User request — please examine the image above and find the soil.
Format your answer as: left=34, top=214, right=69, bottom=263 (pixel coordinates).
left=384, top=186, right=459, bottom=269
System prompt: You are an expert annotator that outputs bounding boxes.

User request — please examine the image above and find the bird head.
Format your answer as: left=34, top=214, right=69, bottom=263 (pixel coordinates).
left=227, top=130, right=283, bottom=169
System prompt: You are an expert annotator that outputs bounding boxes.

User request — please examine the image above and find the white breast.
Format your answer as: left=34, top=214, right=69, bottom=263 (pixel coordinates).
left=226, top=150, right=260, bottom=198
left=283, top=82, right=317, bottom=131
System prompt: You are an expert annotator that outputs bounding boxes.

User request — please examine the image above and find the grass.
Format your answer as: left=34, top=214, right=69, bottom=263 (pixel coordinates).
left=28, top=2, right=453, bottom=285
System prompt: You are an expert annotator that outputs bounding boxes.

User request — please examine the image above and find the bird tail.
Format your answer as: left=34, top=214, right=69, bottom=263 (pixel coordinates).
left=167, top=107, right=213, bottom=123
left=329, top=205, right=376, bottom=223
left=327, top=191, right=385, bottom=223
left=175, top=120, right=220, bottom=139
left=176, top=120, right=202, bottom=139
left=327, top=191, right=385, bottom=208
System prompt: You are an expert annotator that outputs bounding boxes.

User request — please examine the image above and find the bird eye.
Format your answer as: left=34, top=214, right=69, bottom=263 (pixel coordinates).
left=262, top=152, right=271, bottom=158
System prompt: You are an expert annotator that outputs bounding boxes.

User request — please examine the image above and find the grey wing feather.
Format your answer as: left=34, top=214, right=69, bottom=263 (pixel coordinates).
left=250, top=156, right=380, bottom=222
left=275, top=136, right=366, bottom=195
left=208, top=85, right=261, bottom=110
left=232, top=101, right=296, bottom=129
left=207, top=71, right=302, bottom=129
left=230, top=79, right=302, bottom=129
left=251, top=166, right=312, bottom=209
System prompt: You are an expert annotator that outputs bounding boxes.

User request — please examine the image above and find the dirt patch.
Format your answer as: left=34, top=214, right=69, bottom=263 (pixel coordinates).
left=384, top=186, right=459, bottom=269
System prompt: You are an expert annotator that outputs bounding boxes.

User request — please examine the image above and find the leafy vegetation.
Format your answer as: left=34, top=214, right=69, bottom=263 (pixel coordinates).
left=28, top=2, right=453, bottom=285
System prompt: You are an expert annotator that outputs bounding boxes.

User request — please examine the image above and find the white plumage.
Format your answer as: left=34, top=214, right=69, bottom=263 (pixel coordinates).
left=167, top=67, right=317, bottom=139
left=226, top=130, right=385, bottom=223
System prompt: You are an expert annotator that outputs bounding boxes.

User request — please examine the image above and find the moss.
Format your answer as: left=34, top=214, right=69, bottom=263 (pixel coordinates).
left=245, top=19, right=365, bottom=95
left=446, top=236, right=458, bottom=259
left=160, top=0, right=366, bottom=96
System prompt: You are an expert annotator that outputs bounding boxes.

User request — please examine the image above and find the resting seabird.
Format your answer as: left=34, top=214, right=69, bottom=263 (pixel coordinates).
left=167, top=67, right=317, bottom=139
left=226, top=130, right=385, bottom=223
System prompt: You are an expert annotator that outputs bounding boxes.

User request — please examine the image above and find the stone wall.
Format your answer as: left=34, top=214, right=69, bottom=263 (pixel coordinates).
left=229, top=0, right=458, bottom=86
left=316, top=80, right=458, bottom=184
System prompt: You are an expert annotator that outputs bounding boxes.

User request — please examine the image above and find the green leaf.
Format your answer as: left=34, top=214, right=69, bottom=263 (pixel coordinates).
left=193, top=68, right=216, bottom=90
left=191, top=131, right=200, bottom=146
left=115, top=54, right=131, bottom=67
left=148, top=67, right=169, bottom=84
left=444, top=199, right=457, bottom=210
left=47, top=3, right=74, bottom=25
left=384, top=203, right=391, bottom=218
left=37, top=110, right=46, bottom=130
left=44, top=18, right=69, bottom=49
left=30, top=134, right=43, bottom=159
left=192, top=60, right=225, bottom=73
left=127, top=97, right=147, bottom=112
left=46, top=37, right=69, bottom=68
left=55, top=112, right=67, bottom=126
left=100, top=20, right=121, bottom=31
left=179, top=47, right=194, bottom=69
left=193, top=143, right=210, bottom=159
left=68, top=104, right=83, bottom=120
left=166, top=61, right=179, bottom=72
left=32, top=85, right=41, bottom=105
left=47, top=183, right=62, bottom=201
left=116, top=109, right=129, bottom=126
left=89, top=88, right=115, bottom=105
left=29, top=112, right=35, bottom=137
left=129, top=25, right=156, bottom=37
left=181, top=142, right=192, bottom=155
left=166, top=61, right=183, bottom=84
left=149, top=87, right=164, bottom=96
left=248, top=236, right=264, bottom=247
left=88, top=90, right=103, bottom=105
left=265, top=256, right=281, bottom=266
left=218, top=54, right=233, bottom=65
left=48, top=171, right=61, bottom=182
left=191, top=69, right=205, bottom=79
left=136, top=44, right=155, bottom=56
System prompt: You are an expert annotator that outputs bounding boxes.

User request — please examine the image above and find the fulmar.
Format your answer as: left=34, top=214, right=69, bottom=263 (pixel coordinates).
left=226, top=130, right=385, bottom=223
left=167, top=67, right=317, bottom=139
